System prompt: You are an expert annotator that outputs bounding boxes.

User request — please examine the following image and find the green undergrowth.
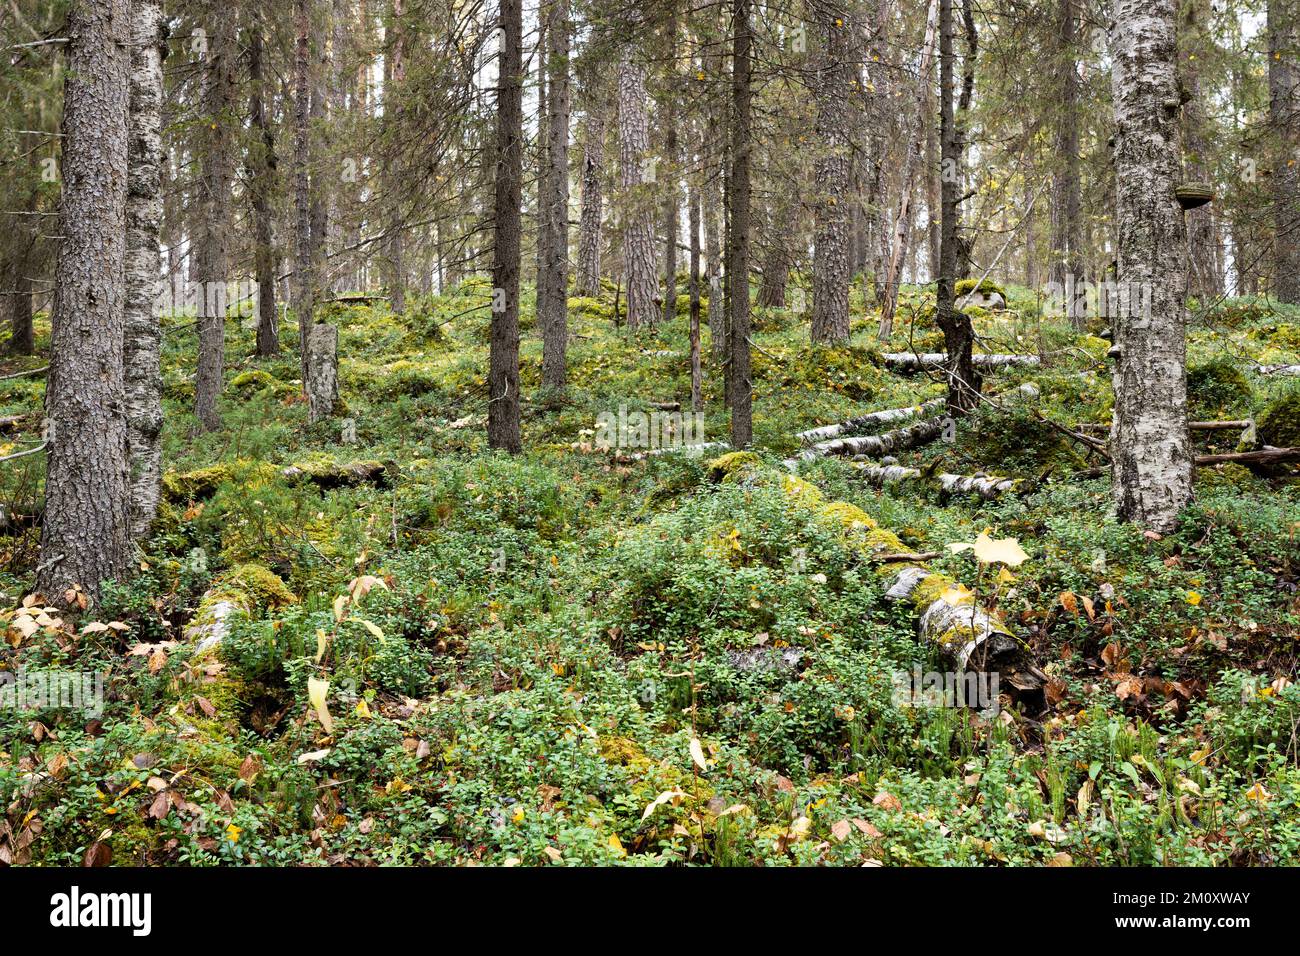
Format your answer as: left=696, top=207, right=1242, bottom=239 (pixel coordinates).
left=1, top=283, right=1297, bottom=866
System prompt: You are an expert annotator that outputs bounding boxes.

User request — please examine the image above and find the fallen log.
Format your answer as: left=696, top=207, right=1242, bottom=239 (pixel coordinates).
left=784, top=416, right=946, bottom=470
left=796, top=397, right=946, bottom=444
left=1194, top=446, right=1300, bottom=467
left=1075, top=419, right=1251, bottom=433
left=282, top=458, right=394, bottom=489
left=852, top=462, right=1022, bottom=500
left=0, top=414, right=32, bottom=433
left=710, top=453, right=1045, bottom=700
left=882, top=352, right=1040, bottom=373
left=1256, top=364, right=1300, bottom=376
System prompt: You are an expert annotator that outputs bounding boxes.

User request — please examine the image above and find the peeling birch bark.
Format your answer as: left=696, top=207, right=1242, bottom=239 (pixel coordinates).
left=883, top=566, right=1028, bottom=679
left=1107, top=0, right=1193, bottom=533
left=853, top=463, right=1021, bottom=499
left=796, top=398, right=946, bottom=444
left=125, top=0, right=166, bottom=542
left=784, top=416, right=946, bottom=469
left=882, top=352, right=1040, bottom=372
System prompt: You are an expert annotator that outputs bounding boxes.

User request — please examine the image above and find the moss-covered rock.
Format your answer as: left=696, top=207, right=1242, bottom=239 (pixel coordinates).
left=706, top=451, right=761, bottom=481
left=228, top=369, right=281, bottom=398
left=1188, top=359, right=1252, bottom=416
left=1257, top=389, right=1300, bottom=448
left=955, top=277, right=1005, bottom=297
left=183, top=564, right=296, bottom=655
left=163, top=464, right=234, bottom=501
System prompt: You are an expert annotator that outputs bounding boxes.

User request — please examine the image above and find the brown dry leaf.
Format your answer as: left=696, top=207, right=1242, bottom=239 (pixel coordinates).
left=82, top=840, right=112, bottom=867
left=238, top=755, right=261, bottom=784
left=851, top=818, right=883, bottom=838
left=872, top=791, right=902, bottom=812
left=1115, top=676, right=1143, bottom=701
left=147, top=790, right=171, bottom=820
left=1059, top=591, right=1078, bottom=615
left=1100, top=642, right=1124, bottom=668
left=1047, top=852, right=1073, bottom=867
left=830, top=819, right=852, bottom=842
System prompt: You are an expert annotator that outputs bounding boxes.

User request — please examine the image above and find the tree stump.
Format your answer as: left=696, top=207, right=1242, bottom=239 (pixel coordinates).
left=305, top=322, right=339, bottom=424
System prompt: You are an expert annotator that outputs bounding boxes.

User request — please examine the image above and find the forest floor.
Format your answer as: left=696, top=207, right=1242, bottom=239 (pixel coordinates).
left=1, top=278, right=1298, bottom=866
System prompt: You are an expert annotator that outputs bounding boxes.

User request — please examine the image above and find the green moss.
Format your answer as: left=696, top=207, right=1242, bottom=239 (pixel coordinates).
left=214, top=563, right=298, bottom=610
left=1188, top=359, right=1252, bottom=416
left=1257, top=389, right=1300, bottom=448
left=955, top=277, right=1005, bottom=297
left=706, top=451, right=762, bottom=481
left=229, top=369, right=280, bottom=397
left=163, top=464, right=234, bottom=501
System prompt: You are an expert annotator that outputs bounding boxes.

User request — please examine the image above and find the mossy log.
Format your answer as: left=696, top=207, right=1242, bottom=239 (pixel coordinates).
left=744, top=460, right=1043, bottom=698
left=183, top=563, right=297, bottom=655
left=280, top=459, right=395, bottom=489
left=853, top=462, right=1021, bottom=499
left=882, top=566, right=1036, bottom=686
left=882, top=352, right=1040, bottom=373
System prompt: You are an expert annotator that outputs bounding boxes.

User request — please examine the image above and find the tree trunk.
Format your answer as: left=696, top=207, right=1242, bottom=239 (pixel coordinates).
left=1179, top=0, right=1220, bottom=299
left=935, top=0, right=981, bottom=413
left=660, top=2, right=680, bottom=326
left=1049, top=0, right=1084, bottom=325
left=617, top=52, right=658, bottom=331
left=488, top=0, right=523, bottom=452
left=1270, top=0, right=1300, bottom=302
left=193, top=3, right=237, bottom=431
left=292, top=0, right=318, bottom=382
left=1108, top=0, right=1193, bottom=533
left=728, top=0, right=753, bottom=447
left=878, top=0, right=939, bottom=338
left=383, top=0, right=407, bottom=314
left=37, top=0, right=132, bottom=603
left=6, top=273, right=34, bottom=356
left=249, top=23, right=280, bottom=357
left=689, top=176, right=703, bottom=411
left=575, top=86, right=605, bottom=296
left=125, top=0, right=165, bottom=542
left=810, top=0, right=852, bottom=344
left=539, top=0, right=571, bottom=392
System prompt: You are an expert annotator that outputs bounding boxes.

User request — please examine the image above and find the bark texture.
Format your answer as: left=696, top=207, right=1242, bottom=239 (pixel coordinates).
left=539, top=1, right=571, bottom=392
left=728, top=0, right=754, bottom=447
left=575, top=91, right=605, bottom=296
left=293, top=0, right=318, bottom=381
left=617, top=52, right=658, bottom=331
left=249, top=23, right=280, bottom=356
left=1269, top=0, right=1300, bottom=302
left=193, top=2, right=237, bottom=431
left=305, top=322, right=339, bottom=423
left=1108, top=0, right=1193, bottom=532
left=125, top=0, right=166, bottom=542
left=810, top=0, right=852, bottom=344
left=37, top=0, right=132, bottom=602
left=488, top=0, right=523, bottom=452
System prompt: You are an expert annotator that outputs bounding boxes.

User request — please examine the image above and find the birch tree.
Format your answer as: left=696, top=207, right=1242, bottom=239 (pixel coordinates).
left=125, top=0, right=166, bottom=541
left=1108, top=0, right=1193, bottom=532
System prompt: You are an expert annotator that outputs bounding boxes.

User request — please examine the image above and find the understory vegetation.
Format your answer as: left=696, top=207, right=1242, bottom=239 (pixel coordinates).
left=1, top=280, right=1298, bottom=866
